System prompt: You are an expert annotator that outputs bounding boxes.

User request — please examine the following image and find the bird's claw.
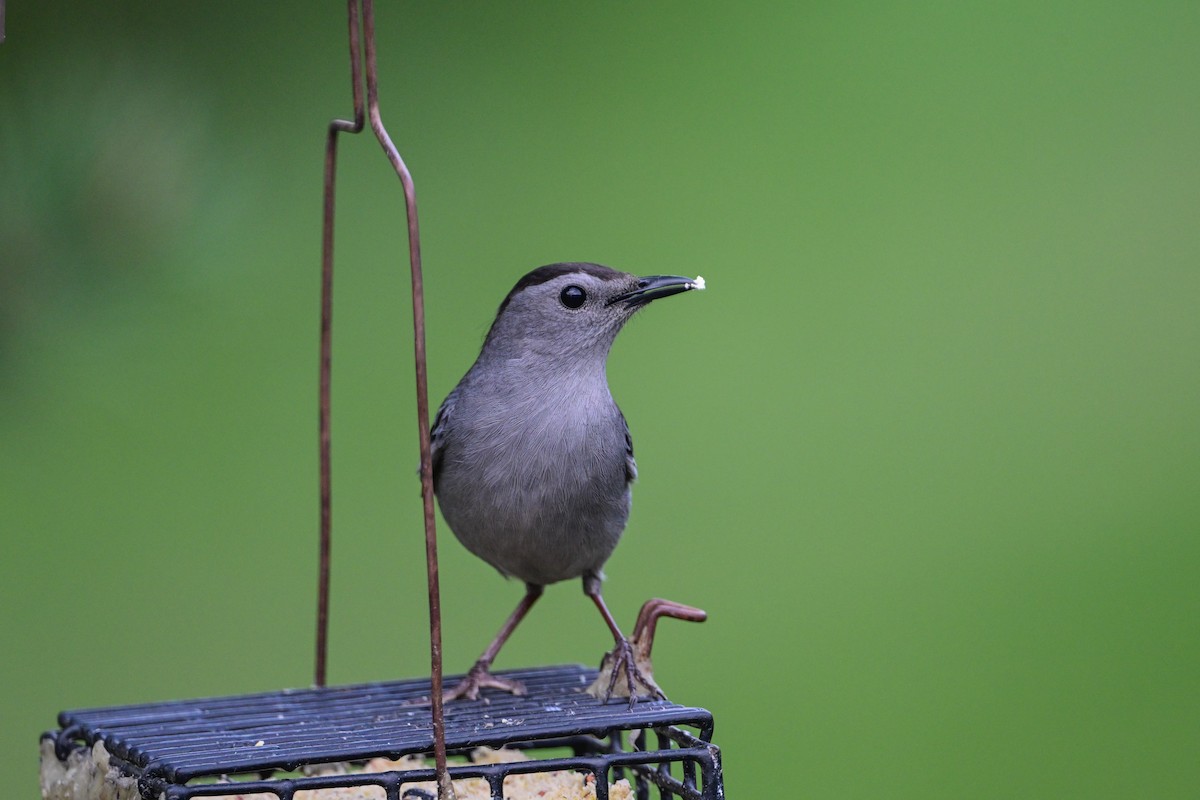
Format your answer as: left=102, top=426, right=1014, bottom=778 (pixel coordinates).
left=597, top=637, right=665, bottom=708
left=443, top=661, right=526, bottom=702
left=586, top=597, right=706, bottom=706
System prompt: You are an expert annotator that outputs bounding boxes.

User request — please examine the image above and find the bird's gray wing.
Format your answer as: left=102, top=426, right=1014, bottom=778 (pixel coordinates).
left=620, top=409, right=638, bottom=484
left=430, top=388, right=458, bottom=486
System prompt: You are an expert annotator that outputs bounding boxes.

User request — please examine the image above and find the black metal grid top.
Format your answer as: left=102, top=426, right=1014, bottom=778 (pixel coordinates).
left=52, top=664, right=714, bottom=785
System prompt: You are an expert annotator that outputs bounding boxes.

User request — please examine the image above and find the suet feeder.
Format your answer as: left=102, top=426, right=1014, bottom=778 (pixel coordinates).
left=38, top=3, right=725, bottom=798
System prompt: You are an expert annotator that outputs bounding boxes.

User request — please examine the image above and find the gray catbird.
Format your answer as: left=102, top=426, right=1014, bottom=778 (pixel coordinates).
left=432, top=262, right=704, bottom=702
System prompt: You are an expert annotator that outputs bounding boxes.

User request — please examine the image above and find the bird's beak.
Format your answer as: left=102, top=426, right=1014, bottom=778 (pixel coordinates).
left=607, top=274, right=706, bottom=307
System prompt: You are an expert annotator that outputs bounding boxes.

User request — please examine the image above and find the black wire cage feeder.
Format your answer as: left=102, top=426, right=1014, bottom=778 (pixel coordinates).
left=39, top=3, right=725, bottom=799
left=45, top=665, right=722, bottom=800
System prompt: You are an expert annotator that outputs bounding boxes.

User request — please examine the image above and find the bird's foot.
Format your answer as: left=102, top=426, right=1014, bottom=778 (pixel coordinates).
left=586, top=598, right=707, bottom=707
left=443, top=661, right=526, bottom=702
left=590, top=637, right=665, bottom=708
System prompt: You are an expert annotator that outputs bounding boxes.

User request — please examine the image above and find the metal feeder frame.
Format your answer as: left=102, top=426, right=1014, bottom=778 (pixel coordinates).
left=41, top=2, right=726, bottom=799
left=46, top=665, right=723, bottom=800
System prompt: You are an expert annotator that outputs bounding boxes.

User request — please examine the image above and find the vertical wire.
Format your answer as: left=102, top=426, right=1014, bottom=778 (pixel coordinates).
left=360, top=1, right=454, bottom=796
left=316, top=0, right=366, bottom=690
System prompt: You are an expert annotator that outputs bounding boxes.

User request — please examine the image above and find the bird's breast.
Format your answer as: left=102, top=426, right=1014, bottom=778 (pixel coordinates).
left=435, top=379, right=632, bottom=584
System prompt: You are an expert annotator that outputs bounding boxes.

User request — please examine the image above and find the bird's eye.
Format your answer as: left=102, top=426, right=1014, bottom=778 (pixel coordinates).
left=559, top=285, right=587, bottom=309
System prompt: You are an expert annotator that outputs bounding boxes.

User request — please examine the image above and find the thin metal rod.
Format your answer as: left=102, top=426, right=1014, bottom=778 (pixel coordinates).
left=360, top=2, right=454, bottom=798
left=316, top=0, right=366, bottom=691
left=317, top=3, right=452, bottom=794
left=631, top=598, right=707, bottom=659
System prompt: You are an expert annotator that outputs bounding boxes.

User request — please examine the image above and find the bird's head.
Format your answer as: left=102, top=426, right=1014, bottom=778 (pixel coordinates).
left=481, top=263, right=705, bottom=363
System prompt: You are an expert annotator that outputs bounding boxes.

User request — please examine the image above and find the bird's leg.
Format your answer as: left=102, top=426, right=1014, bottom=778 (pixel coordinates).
left=444, top=583, right=543, bottom=701
left=583, top=574, right=666, bottom=706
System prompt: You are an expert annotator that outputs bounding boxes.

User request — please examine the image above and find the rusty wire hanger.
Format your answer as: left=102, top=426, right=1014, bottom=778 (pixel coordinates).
left=316, top=1, right=453, bottom=797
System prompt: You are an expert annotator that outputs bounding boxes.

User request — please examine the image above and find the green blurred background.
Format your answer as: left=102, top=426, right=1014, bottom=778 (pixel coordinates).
left=2, top=2, right=1198, bottom=797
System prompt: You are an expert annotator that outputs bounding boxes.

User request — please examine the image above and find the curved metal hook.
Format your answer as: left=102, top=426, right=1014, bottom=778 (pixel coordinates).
left=632, top=598, right=708, bottom=659
left=316, top=1, right=451, bottom=797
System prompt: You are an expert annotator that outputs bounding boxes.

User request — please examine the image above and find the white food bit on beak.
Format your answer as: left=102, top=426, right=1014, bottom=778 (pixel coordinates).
left=690, top=275, right=706, bottom=291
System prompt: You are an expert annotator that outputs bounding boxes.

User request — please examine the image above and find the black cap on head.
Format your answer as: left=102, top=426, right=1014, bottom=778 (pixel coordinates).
left=496, top=263, right=624, bottom=316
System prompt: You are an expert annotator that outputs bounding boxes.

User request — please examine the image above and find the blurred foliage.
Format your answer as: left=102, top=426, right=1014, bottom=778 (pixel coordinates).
left=2, top=2, right=1198, bottom=798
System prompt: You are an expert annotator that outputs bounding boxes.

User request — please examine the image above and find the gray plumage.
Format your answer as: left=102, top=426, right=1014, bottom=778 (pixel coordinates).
left=432, top=262, right=702, bottom=702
